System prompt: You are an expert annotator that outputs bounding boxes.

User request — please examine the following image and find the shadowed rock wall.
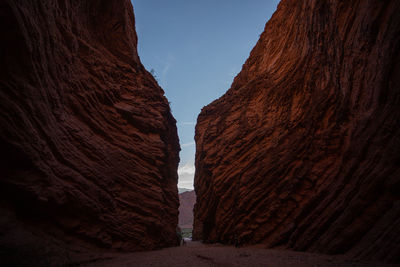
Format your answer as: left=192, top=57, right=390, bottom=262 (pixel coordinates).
left=193, top=0, right=400, bottom=263
left=0, top=0, right=180, bottom=260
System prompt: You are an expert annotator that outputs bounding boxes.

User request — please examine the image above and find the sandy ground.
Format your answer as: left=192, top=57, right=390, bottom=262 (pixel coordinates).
left=81, top=241, right=398, bottom=267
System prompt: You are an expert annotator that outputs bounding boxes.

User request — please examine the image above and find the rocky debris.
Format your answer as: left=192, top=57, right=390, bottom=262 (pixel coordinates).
left=193, top=0, right=400, bottom=263
left=0, top=0, right=180, bottom=263
left=179, top=190, right=196, bottom=229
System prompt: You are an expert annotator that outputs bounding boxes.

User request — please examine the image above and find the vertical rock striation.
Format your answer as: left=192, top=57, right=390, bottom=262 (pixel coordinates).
left=0, top=0, right=180, bottom=260
left=194, top=0, right=400, bottom=263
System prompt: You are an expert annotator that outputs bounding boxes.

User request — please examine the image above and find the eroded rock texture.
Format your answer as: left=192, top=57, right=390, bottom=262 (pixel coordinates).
left=0, top=0, right=180, bottom=260
left=194, top=0, right=400, bottom=263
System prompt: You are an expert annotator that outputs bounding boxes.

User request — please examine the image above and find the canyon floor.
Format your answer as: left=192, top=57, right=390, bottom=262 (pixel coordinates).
left=81, top=241, right=397, bottom=267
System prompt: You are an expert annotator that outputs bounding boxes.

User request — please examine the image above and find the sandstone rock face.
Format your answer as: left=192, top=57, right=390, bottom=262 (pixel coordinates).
left=179, top=190, right=196, bottom=229
left=0, top=0, right=179, bottom=257
left=193, top=0, right=400, bottom=263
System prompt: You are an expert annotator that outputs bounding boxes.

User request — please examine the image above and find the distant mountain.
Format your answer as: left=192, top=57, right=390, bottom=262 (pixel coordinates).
left=178, top=188, right=193, bottom=194
left=178, top=190, right=196, bottom=229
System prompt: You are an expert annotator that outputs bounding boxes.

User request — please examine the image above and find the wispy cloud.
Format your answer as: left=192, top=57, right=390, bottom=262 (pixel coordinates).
left=178, top=161, right=195, bottom=189
left=178, top=122, right=196, bottom=126
left=161, top=53, right=175, bottom=80
left=181, top=141, right=195, bottom=148
left=228, top=66, right=239, bottom=77
left=162, top=62, right=171, bottom=78
left=178, top=161, right=195, bottom=175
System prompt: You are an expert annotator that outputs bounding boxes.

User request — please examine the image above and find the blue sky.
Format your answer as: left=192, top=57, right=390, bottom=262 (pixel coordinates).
left=131, top=0, right=280, bottom=189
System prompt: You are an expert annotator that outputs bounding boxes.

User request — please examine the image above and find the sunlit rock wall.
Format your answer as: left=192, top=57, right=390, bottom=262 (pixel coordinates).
left=194, top=0, right=400, bottom=262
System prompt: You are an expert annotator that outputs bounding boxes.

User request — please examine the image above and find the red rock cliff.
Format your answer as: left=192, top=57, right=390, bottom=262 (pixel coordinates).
left=0, top=0, right=180, bottom=259
left=193, top=0, right=400, bottom=263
